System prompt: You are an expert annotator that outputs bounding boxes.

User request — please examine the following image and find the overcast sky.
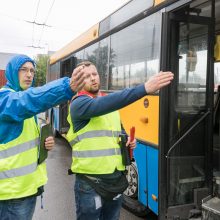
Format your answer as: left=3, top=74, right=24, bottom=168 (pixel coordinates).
left=0, top=0, right=129, bottom=58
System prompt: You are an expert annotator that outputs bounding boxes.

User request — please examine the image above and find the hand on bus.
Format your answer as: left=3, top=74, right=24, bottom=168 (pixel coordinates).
left=144, top=71, right=174, bottom=94
left=45, top=136, right=55, bottom=151
left=70, top=65, right=86, bottom=92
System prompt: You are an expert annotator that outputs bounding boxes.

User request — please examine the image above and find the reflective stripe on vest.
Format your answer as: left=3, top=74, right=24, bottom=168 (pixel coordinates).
left=0, top=162, right=37, bottom=180
left=67, top=107, right=125, bottom=174
left=72, top=148, right=121, bottom=158
left=0, top=138, right=39, bottom=159
left=0, top=88, right=47, bottom=200
left=69, top=130, right=121, bottom=146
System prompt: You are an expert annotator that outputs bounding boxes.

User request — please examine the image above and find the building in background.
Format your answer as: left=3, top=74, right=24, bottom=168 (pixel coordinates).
left=0, top=52, right=18, bottom=87
left=0, top=70, right=6, bottom=88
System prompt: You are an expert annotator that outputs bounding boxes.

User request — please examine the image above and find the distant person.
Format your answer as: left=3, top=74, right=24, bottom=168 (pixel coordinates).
left=0, top=54, right=86, bottom=220
left=66, top=61, right=174, bottom=220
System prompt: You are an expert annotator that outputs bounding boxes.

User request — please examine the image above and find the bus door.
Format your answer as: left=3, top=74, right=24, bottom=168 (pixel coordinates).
left=59, top=56, right=77, bottom=133
left=160, top=1, right=214, bottom=219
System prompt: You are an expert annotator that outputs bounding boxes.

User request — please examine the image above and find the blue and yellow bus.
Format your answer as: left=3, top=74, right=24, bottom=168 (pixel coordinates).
left=47, top=0, right=220, bottom=218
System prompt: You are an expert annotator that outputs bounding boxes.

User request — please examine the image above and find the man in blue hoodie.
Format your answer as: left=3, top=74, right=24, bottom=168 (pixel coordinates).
left=0, top=54, right=86, bottom=220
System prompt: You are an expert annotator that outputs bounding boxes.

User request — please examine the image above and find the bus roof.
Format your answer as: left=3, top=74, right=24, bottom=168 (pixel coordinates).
left=49, top=0, right=165, bottom=65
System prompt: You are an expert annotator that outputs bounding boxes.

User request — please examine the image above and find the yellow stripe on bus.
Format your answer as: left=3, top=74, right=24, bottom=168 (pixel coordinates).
left=50, top=23, right=99, bottom=65
left=154, top=0, right=166, bottom=6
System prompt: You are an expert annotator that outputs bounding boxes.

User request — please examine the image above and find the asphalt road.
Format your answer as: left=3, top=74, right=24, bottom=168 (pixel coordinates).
left=33, top=137, right=157, bottom=220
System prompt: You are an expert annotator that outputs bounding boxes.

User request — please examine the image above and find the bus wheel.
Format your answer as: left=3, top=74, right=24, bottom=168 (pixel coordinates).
left=122, top=162, right=149, bottom=217
left=124, top=162, right=138, bottom=198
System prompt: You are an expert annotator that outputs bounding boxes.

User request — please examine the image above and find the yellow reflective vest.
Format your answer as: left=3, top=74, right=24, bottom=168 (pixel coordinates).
left=66, top=107, right=125, bottom=174
left=0, top=88, right=47, bottom=200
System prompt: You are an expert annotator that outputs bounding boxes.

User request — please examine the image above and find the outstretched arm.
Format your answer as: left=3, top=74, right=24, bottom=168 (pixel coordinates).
left=71, top=71, right=174, bottom=120
left=0, top=66, right=87, bottom=122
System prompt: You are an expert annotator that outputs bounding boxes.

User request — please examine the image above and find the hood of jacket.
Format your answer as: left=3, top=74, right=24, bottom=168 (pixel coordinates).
left=4, top=54, right=35, bottom=91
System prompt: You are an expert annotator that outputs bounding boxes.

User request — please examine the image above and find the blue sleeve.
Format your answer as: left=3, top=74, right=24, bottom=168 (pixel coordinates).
left=0, top=77, right=75, bottom=122
left=71, top=84, right=146, bottom=120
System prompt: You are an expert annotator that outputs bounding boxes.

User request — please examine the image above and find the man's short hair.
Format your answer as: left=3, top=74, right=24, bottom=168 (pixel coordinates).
left=77, top=61, right=95, bottom=68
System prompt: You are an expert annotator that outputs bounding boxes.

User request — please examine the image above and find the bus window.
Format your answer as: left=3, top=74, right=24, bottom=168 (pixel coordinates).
left=177, top=23, right=208, bottom=112
left=75, top=50, right=84, bottom=64
left=48, top=63, right=60, bottom=82
left=84, top=42, right=99, bottom=62
left=109, top=11, right=161, bottom=90
left=99, top=0, right=154, bottom=36
left=61, top=59, right=71, bottom=78
left=85, top=38, right=110, bottom=90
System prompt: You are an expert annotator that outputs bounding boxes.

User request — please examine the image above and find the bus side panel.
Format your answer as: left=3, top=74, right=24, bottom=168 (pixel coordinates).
left=134, top=142, right=148, bottom=206
left=119, top=96, right=159, bottom=145
left=135, top=143, right=159, bottom=215
left=147, top=146, right=158, bottom=215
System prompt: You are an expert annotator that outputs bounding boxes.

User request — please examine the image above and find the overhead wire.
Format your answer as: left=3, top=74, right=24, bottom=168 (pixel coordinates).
left=37, top=0, right=56, bottom=48
left=0, top=11, right=73, bottom=31
left=0, top=11, right=24, bottom=21
left=0, top=0, right=73, bottom=51
left=32, top=0, right=41, bottom=47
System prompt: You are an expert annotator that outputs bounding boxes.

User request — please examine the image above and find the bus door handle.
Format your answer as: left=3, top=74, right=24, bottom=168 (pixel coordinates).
left=140, top=117, right=149, bottom=124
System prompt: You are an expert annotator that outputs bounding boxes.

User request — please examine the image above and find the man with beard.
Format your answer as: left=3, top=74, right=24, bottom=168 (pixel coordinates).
left=67, top=61, right=174, bottom=220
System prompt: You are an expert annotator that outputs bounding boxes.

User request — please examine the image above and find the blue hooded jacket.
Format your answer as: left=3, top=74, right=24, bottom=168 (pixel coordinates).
left=5, top=54, right=36, bottom=91
left=0, top=54, right=75, bottom=144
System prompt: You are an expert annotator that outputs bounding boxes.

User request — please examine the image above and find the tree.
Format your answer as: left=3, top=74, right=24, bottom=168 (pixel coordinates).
left=34, top=54, right=49, bottom=86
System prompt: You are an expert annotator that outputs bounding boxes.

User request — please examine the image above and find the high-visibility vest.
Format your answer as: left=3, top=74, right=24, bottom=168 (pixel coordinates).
left=66, top=107, right=125, bottom=174
left=0, top=88, right=47, bottom=200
